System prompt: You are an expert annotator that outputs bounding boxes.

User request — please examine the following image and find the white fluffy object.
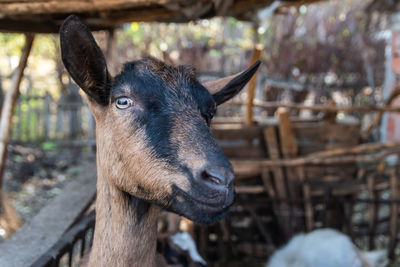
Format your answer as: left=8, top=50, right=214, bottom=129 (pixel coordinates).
left=267, top=229, right=387, bottom=267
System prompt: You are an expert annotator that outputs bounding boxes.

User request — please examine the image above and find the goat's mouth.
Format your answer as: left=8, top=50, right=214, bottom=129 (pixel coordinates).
left=166, top=184, right=235, bottom=224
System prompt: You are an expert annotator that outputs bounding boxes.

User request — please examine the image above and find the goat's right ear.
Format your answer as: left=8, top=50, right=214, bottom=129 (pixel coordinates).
left=60, top=15, right=111, bottom=105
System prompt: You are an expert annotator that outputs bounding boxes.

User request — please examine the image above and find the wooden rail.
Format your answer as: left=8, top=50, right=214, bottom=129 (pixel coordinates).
left=231, top=100, right=400, bottom=114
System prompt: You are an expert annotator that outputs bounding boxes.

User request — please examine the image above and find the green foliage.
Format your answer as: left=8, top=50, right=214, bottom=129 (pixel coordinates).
left=31, top=34, right=57, bottom=60
left=41, top=141, right=57, bottom=151
left=0, top=33, right=25, bottom=57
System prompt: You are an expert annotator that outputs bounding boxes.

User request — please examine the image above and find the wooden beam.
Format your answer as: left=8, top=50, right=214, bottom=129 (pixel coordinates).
left=245, top=45, right=262, bottom=126
left=0, top=34, right=34, bottom=186
left=277, top=109, right=298, bottom=157
left=231, top=100, right=400, bottom=114
left=230, top=142, right=400, bottom=167
left=0, top=0, right=285, bottom=33
left=367, top=174, right=377, bottom=249
left=263, top=126, right=290, bottom=239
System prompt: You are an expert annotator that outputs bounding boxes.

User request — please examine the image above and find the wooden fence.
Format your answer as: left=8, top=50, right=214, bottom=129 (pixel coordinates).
left=11, top=91, right=95, bottom=144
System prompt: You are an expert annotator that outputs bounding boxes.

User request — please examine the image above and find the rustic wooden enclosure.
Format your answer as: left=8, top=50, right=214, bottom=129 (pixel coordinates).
left=2, top=111, right=400, bottom=266
left=193, top=116, right=400, bottom=265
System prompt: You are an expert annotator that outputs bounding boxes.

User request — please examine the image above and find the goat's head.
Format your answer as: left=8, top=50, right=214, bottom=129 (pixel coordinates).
left=60, top=15, right=260, bottom=224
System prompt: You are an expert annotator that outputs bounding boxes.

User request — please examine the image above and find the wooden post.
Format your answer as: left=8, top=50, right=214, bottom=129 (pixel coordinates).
left=0, top=34, right=34, bottom=185
left=0, top=77, right=3, bottom=116
left=277, top=109, right=301, bottom=233
left=105, top=28, right=116, bottom=76
left=277, top=109, right=298, bottom=157
left=0, top=34, right=34, bottom=237
left=263, top=126, right=289, bottom=240
left=389, top=168, right=398, bottom=260
left=367, top=174, right=377, bottom=250
left=296, top=163, right=313, bottom=232
left=277, top=109, right=298, bottom=198
left=245, top=45, right=262, bottom=126
left=44, top=92, right=51, bottom=139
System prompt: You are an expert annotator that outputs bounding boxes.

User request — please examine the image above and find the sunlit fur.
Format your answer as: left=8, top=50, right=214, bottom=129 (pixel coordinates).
left=60, top=15, right=259, bottom=267
left=95, top=58, right=234, bottom=223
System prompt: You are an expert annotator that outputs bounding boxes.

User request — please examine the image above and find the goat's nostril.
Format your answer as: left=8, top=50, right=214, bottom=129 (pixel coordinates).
left=201, top=170, right=224, bottom=185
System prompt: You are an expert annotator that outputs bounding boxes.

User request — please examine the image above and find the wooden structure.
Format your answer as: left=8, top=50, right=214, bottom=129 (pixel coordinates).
left=2, top=113, right=400, bottom=266
left=197, top=115, right=400, bottom=263
left=0, top=0, right=317, bottom=33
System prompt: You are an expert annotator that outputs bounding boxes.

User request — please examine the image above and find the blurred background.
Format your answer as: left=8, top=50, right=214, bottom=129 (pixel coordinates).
left=0, top=0, right=400, bottom=266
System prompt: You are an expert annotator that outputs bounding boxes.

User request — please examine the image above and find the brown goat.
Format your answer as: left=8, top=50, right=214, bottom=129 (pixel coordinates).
left=60, top=15, right=260, bottom=267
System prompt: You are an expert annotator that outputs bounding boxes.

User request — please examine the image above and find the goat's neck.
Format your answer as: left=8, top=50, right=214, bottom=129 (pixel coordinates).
left=89, top=167, right=160, bottom=267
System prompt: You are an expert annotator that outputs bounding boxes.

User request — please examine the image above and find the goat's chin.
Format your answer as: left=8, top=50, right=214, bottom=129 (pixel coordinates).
left=167, top=199, right=232, bottom=224
left=164, top=184, right=235, bottom=224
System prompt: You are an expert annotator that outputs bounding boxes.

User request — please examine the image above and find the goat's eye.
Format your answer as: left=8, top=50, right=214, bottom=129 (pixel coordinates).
left=116, top=97, right=133, bottom=109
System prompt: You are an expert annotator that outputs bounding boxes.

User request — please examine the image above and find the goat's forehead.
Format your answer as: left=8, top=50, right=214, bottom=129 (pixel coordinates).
left=113, top=58, right=194, bottom=95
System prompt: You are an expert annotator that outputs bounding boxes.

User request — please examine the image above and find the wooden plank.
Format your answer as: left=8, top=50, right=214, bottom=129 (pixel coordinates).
left=277, top=110, right=298, bottom=157
left=235, top=185, right=265, bottom=194
left=245, top=46, right=262, bottom=126
left=298, top=123, right=360, bottom=140
left=263, top=127, right=286, bottom=199
left=221, top=145, right=266, bottom=158
left=297, top=165, right=313, bottom=232
left=263, top=126, right=290, bottom=239
left=293, top=123, right=360, bottom=146
left=261, top=170, right=276, bottom=198
left=0, top=162, right=97, bottom=267
left=211, top=124, right=262, bottom=140
left=389, top=169, right=399, bottom=260
left=277, top=109, right=301, bottom=233
left=277, top=109, right=299, bottom=198
left=229, top=147, right=400, bottom=167
left=243, top=100, right=400, bottom=114
left=309, top=179, right=390, bottom=197
left=367, top=174, right=377, bottom=250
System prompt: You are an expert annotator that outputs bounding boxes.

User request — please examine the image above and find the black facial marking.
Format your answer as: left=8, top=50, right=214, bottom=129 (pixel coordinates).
left=112, top=57, right=217, bottom=167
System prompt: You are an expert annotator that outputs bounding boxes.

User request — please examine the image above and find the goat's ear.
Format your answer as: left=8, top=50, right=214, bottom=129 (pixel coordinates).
left=204, top=61, right=261, bottom=105
left=60, top=15, right=111, bottom=105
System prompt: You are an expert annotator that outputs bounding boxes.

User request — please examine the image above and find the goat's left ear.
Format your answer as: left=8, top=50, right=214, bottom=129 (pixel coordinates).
left=60, top=15, right=111, bottom=106
left=203, top=61, right=261, bottom=105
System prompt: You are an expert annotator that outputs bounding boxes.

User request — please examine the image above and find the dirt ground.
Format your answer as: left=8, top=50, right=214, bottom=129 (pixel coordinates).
left=2, top=143, right=95, bottom=233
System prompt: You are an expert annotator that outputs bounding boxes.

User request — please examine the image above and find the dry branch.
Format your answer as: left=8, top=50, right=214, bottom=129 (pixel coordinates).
left=0, top=33, right=34, bottom=185
left=230, top=100, right=400, bottom=114
left=0, top=33, right=33, bottom=238
left=362, top=88, right=400, bottom=139
left=231, top=143, right=400, bottom=170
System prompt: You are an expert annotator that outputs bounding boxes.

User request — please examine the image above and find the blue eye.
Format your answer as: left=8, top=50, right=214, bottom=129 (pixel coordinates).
left=116, top=97, right=133, bottom=109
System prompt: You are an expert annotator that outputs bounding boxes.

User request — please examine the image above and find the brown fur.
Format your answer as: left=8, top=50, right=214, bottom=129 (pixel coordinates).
left=88, top=105, right=164, bottom=266
left=60, top=16, right=260, bottom=266
left=87, top=97, right=212, bottom=266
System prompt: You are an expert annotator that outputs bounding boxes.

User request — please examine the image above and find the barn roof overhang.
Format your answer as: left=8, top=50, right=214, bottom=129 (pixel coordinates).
left=0, top=0, right=323, bottom=33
